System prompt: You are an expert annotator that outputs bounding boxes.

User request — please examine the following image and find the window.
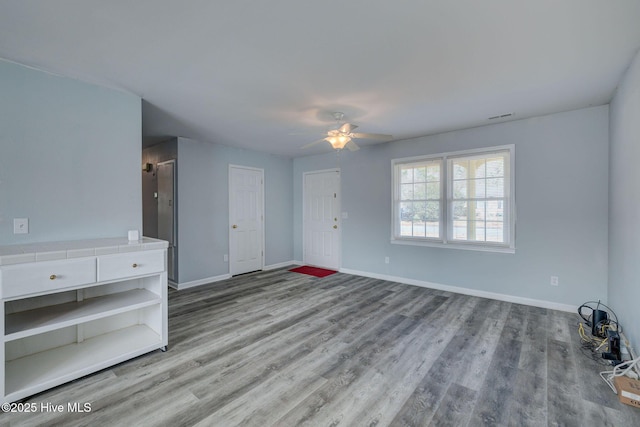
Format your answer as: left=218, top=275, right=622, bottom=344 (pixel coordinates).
left=398, top=159, right=442, bottom=239
left=392, top=145, right=515, bottom=252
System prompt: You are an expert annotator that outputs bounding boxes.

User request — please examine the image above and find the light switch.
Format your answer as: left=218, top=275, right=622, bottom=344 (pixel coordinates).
left=14, top=218, right=28, bottom=234
left=341, top=212, right=348, bottom=219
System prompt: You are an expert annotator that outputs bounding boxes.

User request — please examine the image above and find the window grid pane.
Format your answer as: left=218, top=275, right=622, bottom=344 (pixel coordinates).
left=448, top=152, right=509, bottom=244
left=398, top=161, right=441, bottom=239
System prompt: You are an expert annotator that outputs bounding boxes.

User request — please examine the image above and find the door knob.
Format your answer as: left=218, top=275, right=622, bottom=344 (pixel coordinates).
left=333, top=225, right=338, bottom=229
left=232, top=224, right=238, bottom=229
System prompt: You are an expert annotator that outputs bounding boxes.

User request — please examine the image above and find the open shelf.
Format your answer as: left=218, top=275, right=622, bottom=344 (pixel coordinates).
left=1, top=240, right=168, bottom=403
left=5, top=325, right=162, bottom=401
left=5, top=289, right=161, bottom=341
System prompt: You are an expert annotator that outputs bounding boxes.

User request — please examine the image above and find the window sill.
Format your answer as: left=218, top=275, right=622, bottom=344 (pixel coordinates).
left=390, top=238, right=515, bottom=254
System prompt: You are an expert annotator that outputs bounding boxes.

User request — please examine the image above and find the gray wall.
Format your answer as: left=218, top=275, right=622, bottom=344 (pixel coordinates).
left=0, top=60, right=142, bottom=245
left=294, top=106, right=609, bottom=307
left=609, top=49, right=640, bottom=353
left=176, top=137, right=293, bottom=284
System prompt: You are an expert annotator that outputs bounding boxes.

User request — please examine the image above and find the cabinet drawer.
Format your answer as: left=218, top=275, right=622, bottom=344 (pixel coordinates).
left=97, top=250, right=165, bottom=282
left=0, top=258, right=97, bottom=299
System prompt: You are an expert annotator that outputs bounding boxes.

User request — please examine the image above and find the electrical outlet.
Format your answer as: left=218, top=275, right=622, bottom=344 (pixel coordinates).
left=550, top=276, right=559, bottom=286
left=384, top=256, right=390, bottom=264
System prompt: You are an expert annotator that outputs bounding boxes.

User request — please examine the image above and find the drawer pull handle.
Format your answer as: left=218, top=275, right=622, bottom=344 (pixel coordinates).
left=132, top=263, right=138, bottom=268
left=50, top=274, right=57, bottom=280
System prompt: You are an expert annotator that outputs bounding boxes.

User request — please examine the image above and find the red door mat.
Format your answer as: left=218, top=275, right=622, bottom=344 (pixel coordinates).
left=289, top=266, right=337, bottom=278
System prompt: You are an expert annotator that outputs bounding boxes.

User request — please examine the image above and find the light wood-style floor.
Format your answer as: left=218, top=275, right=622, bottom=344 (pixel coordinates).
left=3, top=268, right=640, bottom=426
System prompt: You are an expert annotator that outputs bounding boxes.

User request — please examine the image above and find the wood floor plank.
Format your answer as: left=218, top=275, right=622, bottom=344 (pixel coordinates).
left=548, top=309, right=576, bottom=343
left=157, top=280, right=412, bottom=425
left=271, top=316, right=423, bottom=426
left=517, top=305, right=548, bottom=378
left=546, top=338, right=586, bottom=427
left=452, top=299, right=511, bottom=392
left=191, top=373, right=327, bottom=427
left=429, top=383, right=477, bottom=427
left=466, top=314, right=523, bottom=426
left=3, top=267, right=640, bottom=426
left=337, top=295, right=481, bottom=426
left=503, top=369, right=547, bottom=427
left=388, top=296, right=492, bottom=426
left=293, top=295, right=461, bottom=426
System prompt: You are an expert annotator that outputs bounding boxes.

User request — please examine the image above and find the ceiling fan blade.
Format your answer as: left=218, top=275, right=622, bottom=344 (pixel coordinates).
left=351, top=132, right=393, bottom=141
left=345, top=140, right=360, bottom=152
left=339, top=123, right=358, bottom=133
left=300, top=139, right=329, bottom=149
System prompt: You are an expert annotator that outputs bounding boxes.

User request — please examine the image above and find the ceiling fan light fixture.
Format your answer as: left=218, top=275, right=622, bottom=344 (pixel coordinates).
left=326, top=135, right=351, bottom=149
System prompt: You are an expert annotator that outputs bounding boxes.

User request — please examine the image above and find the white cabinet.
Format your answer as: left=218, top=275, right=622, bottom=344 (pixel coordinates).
left=0, top=237, right=168, bottom=403
left=97, top=250, right=165, bottom=282
left=1, top=257, right=96, bottom=299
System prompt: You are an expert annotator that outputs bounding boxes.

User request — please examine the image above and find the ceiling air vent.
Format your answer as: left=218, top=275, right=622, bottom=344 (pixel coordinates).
left=488, top=112, right=514, bottom=120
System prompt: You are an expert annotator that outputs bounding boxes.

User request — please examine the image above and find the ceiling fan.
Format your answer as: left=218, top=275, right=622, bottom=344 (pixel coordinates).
left=301, top=112, right=393, bottom=152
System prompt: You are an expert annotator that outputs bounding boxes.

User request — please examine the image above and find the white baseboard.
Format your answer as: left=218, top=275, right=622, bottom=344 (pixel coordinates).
left=339, top=267, right=577, bottom=313
left=172, top=261, right=301, bottom=290
left=170, top=273, right=232, bottom=290
left=170, top=264, right=576, bottom=312
left=264, top=260, right=301, bottom=270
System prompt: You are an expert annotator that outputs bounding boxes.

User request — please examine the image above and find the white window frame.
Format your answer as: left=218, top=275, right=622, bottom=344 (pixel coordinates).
left=391, top=144, right=515, bottom=253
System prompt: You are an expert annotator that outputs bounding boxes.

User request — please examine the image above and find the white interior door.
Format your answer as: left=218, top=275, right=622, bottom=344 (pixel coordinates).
left=303, top=169, right=340, bottom=270
left=229, top=165, right=264, bottom=276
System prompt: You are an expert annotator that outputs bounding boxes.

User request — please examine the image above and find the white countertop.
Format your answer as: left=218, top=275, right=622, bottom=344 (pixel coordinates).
left=0, top=237, right=168, bottom=266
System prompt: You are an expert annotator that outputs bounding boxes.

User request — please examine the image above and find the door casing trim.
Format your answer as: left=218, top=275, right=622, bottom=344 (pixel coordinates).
left=302, top=168, right=341, bottom=269
left=228, top=164, right=265, bottom=275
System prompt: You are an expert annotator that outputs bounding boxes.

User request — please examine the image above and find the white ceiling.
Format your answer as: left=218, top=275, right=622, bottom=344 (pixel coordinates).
left=1, top=1, right=639, bottom=157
